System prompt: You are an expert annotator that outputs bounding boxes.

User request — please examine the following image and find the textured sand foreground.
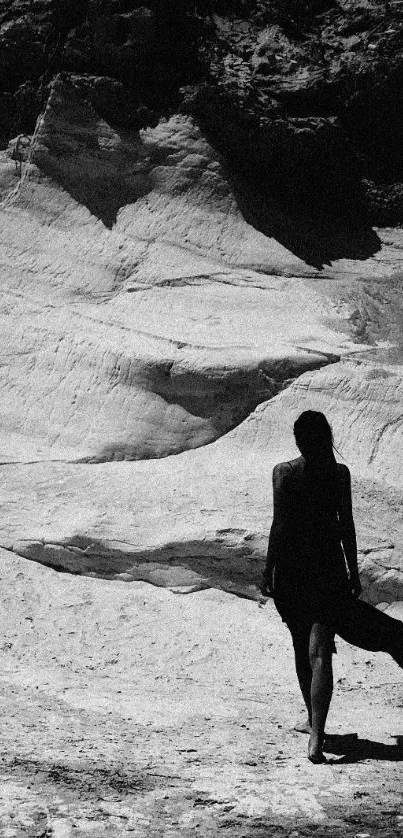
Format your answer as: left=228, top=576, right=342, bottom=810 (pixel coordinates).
left=0, top=548, right=402, bottom=837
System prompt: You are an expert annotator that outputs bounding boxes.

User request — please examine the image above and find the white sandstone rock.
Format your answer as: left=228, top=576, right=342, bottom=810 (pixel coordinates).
left=0, top=76, right=402, bottom=603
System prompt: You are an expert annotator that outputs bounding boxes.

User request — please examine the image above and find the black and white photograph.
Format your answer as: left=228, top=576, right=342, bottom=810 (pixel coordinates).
left=0, top=1, right=402, bottom=835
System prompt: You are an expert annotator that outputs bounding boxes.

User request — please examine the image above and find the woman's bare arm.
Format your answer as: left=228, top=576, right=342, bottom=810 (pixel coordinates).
left=338, top=465, right=362, bottom=597
left=261, top=464, right=289, bottom=595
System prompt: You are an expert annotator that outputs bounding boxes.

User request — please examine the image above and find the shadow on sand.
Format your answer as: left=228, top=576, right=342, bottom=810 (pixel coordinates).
left=325, top=732, right=403, bottom=764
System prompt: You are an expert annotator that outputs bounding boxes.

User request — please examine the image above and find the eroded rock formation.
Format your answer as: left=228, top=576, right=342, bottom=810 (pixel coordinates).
left=1, top=0, right=403, bottom=602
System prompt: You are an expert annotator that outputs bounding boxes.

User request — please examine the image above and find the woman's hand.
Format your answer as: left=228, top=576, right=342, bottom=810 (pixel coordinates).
left=349, top=572, right=362, bottom=598
left=260, top=575, right=274, bottom=598
left=258, top=584, right=273, bottom=607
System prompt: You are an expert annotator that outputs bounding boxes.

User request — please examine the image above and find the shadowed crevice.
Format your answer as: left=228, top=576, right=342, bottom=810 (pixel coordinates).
left=75, top=352, right=340, bottom=464
left=230, top=171, right=382, bottom=271
left=11, top=534, right=263, bottom=598
left=183, top=86, right=383, bottom=270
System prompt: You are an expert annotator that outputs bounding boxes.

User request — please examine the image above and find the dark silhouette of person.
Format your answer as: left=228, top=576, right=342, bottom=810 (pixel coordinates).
left=261, top=410, right=403, bottom=764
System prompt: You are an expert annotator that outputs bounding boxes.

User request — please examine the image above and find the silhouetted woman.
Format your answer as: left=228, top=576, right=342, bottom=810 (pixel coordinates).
left=261, top=410, right=403, bottom=764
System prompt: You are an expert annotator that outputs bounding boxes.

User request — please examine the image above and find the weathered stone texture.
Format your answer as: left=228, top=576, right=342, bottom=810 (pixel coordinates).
left=1, top=1, right=403, bottom=603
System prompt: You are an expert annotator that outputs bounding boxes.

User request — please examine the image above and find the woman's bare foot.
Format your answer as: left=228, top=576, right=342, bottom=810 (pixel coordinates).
left=308, top=751, right=327, bottom=764
left=308, top=732, right=326, bottom=764
left=294, top=718, right=312, bottom=734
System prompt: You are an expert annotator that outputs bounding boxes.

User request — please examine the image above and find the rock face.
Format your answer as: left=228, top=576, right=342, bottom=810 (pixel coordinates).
left=0, top=2, right=403, bottom=603
left=2, top=0, right=403, bottom=236
left=2, top=356, right=403, bottom=604
left=1, top=79, right=347, bottom=463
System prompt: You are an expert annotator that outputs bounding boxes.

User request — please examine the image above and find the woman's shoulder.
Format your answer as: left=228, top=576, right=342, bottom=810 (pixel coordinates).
left=273, top=457, right=302, bottom=479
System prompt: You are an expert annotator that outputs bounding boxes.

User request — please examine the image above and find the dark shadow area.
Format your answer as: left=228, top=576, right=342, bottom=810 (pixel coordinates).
left=325, top=733, right=403, bottom=764
left=16, top=534, right=262, bottom=598
left=184, top=86, right=384, bottom=269
left=76, top=352, right=337, bottom=463
left=323, top=731, right=358, bottom=750
left=231, top=173, right=382, bottom=270
left=36, top=158, right=145, bottom=229
left=0, top=0, right=206, bottom=146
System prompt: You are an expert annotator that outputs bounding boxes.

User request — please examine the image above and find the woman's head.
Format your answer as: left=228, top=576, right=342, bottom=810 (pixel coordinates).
left=293, top=410, right=334, bottom=461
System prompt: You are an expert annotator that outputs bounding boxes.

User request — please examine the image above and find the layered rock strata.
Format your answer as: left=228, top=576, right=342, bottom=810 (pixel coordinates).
left=0, top=3, right=403, bottom=603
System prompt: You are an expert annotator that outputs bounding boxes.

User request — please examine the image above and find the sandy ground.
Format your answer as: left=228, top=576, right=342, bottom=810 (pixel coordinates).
left=0, top=547, right=402, bottom=838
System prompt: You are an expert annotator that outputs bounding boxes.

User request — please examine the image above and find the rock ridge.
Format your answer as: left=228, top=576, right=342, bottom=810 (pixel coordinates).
left=2, top=1, right=403, bottom=247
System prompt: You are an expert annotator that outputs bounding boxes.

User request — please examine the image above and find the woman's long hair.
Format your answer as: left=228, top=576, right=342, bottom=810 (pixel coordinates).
left=293, top=410, right=335, bottom=463
left=293, top=411, right=339, bottom=509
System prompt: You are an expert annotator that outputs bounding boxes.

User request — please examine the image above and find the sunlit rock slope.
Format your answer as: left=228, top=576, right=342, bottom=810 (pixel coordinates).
left=1, top=1, right=403, bottom=602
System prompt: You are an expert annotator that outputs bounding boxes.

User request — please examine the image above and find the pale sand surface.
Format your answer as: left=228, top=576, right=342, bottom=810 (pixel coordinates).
left=0, top=548, right=401, bottom=837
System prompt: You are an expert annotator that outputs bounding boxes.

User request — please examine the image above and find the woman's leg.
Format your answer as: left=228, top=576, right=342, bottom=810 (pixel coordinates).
left=292, top=633, right=312, bottom=731
left=308, top=622, right=334, bottom=762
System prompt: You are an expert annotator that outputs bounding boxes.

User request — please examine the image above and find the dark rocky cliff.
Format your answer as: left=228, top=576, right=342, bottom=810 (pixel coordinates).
left=1, top=1, right=403, bottom=260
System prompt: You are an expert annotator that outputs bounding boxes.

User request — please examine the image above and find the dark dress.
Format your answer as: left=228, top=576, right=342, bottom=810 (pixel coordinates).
left=266, top=457, right=403, bottom=659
